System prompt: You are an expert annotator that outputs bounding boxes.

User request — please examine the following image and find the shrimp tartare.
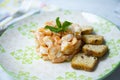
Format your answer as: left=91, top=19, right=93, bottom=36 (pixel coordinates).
left=33, top=17, right=82, bottom=63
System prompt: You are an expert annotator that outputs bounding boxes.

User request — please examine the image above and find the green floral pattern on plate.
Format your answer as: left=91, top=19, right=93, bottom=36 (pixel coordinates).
left=9, top=71, right=40, bottom=80
left=10, top=46, right=40, bottom=64
left=64, top=10, right=72, bottom=15
left=106, top=39, right=120, bottom=58
left=0, top=44, right=5, bottom=54
left=92, top=17, right=114, bottom=34
left=56, top=72, right=93, bottom=80
left=18, top=22, right=38, bottom=39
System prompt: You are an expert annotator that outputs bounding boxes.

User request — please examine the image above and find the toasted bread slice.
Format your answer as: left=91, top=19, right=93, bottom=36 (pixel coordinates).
left=82, top=35, right=104, bottom=45
left=81, top=27, right=93, bottom=34
left=71, top=53, right=98, bottom=71
left=82, top=44, right=108, bottom=57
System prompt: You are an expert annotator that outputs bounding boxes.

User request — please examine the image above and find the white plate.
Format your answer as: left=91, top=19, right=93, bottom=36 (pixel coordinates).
left=0, top=10, right=120, bottom=80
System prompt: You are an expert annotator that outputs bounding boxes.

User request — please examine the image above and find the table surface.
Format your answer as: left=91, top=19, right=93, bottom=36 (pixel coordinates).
left=0, top=0, right=120, bottom=80
left=44, top=0, right=120, bottom=28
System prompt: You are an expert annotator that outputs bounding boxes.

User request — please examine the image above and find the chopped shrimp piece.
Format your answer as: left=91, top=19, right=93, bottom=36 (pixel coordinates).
left=42, top=54, right=49, bottom=61
left=48, top=46, right=59, bottom=60
left=35, top=31, right=44, bottom=40
left=71, top=37, right=78, bottom=45
left=52, top=55, right=67, bottom=63
left=39, top=46, right=48, bottom=55
left=62, top=34, right=73, bottom=42
left=43, top=36, right=53, bottom=48
left=61, top=41, right=74, bottom=55
left=68, top=24, right=82, bottom=39
left=44, top=29, right=52, bottom=36
left=48, top=45, right=68, bottom=63
left=34, top=31, right=46, bottom=47
left=52, top=35, right=61, bottom=45
left=38, top=28, right=52, bottom=36
left=74, top=40, right=82, bottom=49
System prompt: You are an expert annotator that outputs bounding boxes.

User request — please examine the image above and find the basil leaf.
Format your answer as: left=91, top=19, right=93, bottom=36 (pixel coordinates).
left=45, top=26, right=61, bottom=33
left=45, top=17, right=72, bottom=33
left=62, top=21, right=72, bottom=31
left=56, top=17, right=61, bottom=28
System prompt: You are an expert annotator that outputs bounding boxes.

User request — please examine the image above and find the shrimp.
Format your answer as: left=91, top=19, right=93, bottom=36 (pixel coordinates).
left=51, top=55, right=68, bottom=63
left=74, top=40, right=82, bottom=50
left=62, top=34, right=73, bottom=42
left=48, top=44, right=67, bottom=63
left=39, top=28, right=52, bottom=36
left=68, top=24, right=82, bottom=39
left=61, top=41, right=75, bottom=55
left=43, top=36, right=53, bottom=48
left=52, top=35, right=61, bottom=45
left=48, top=45, right=59, bottom=60
left=37, top=46, right=50, bottom=61
left=39, top=46, right=48, bottom=55
left=34, top=30, right=46, bottom=47
left=42, top=54, right=49, bottom=61
left=71, top=37, right=78, bottom=45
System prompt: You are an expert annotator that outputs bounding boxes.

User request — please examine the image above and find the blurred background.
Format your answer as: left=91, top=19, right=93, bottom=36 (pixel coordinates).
left=0, top=0, right=120, bottom=80
left=0, top=0, right=120, bottom=27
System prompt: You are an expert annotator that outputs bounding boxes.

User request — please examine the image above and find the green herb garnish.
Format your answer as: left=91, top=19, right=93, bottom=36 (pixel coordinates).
left=45, top=17, right=72, bottom=33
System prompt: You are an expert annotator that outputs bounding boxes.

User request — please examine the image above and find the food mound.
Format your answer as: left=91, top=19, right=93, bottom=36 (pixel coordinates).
left=33, top=17, right=108, bottom=71
left=34, top=17, right=82, bottom=63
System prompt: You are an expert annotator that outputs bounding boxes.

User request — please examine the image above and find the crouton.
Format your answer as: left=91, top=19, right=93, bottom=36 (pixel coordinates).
left=71, top=53, right=98, bottom=71
left=82, top=44, right=108, bottom=57
left=81, top=27, right=93, bottom=34
left=82, top=35, right=104, bottom=45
